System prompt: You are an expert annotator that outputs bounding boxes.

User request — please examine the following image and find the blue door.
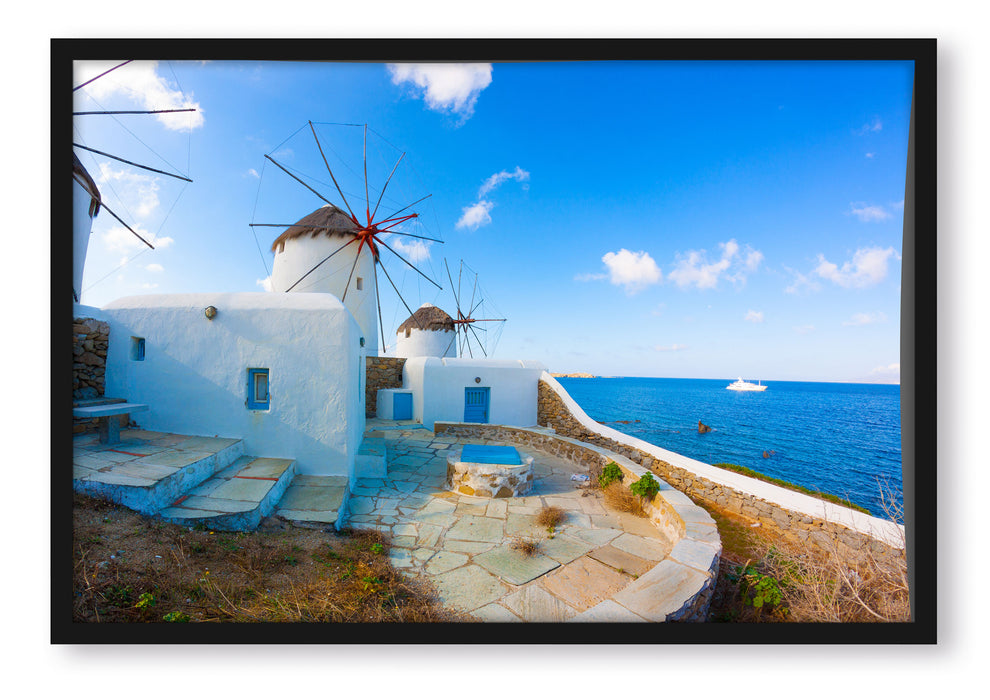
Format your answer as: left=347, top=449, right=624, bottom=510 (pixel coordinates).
left=464, top=387, right=490, bottom=423
left=393, top=392, right=413, bottom=420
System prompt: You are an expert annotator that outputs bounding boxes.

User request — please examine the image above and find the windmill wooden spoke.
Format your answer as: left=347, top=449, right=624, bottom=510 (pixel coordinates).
left=373, top=263, right=387, bottom=353
left=340, top=238, right=365, bottom=303
left=370, top=151, right=405, bottom=223
left=376, top=229, right=444, bottom=244
left=363, top=124, right=370, bottom=224
left=265, top=154, right=335, bottom=208
left=74, top=144, right=193, bottom=183
left=309, top=121, right=360, bottom=224
left=97, top=199, right=155, bottom=250
left=377, top=259, right=426, bottom=331
left=285, top=237, right=356, bottom=292
left=74, top=60, right=133, bottom=91
left=376, top=239, right=443, bottom=290
left=75, top=108, right=198, bottom=116
left=380, top=193, right=432, bottom=223
left=467, top=322, right=488, bottom=358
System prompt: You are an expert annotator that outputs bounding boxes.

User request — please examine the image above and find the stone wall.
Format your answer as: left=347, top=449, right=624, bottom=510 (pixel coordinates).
left=434, top=422, right=720, bottom=622
left=365, top=356, right=406, bottom=417
left=73, top=317, right=114, bottom=434
left=537, top=378, right=906, bottom=568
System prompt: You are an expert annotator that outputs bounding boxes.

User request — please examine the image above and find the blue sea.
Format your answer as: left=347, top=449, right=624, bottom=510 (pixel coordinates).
left=556, top=377, right=902, bottom=518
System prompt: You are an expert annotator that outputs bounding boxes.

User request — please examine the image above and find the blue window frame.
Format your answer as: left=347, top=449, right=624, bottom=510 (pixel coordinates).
left=130, top=337, right=145, bottom=361
left=248, top=368, right=270, bottom=409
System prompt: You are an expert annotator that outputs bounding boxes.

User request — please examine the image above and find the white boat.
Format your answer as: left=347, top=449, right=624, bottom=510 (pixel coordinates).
left=726, top=377, right=767, bottom=392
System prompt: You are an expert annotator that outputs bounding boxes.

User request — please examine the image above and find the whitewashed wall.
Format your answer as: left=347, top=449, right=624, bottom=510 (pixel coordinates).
left=73, top=178, right=95, bottom=304
left=270, top=233, right=379, bottom=356
left=394, top=326, right=457, bottom=359
left=101, top=292, right=365, bottom=477
left=402, top=357, right=546, bottom=430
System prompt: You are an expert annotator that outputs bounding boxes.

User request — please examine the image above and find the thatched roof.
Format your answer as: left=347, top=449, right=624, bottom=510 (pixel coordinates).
left=73, top=153, right=101, bottom=217
left=271, top=205, right=360, bottom=253
left=397, top=304, right=455, bottom=333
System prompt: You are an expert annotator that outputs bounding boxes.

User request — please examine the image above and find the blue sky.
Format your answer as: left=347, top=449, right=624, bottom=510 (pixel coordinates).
left=73, top=59, right=912, bottom=383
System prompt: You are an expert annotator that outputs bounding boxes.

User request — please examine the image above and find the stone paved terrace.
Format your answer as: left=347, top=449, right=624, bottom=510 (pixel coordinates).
left=347, top=424, right=684, bottom=622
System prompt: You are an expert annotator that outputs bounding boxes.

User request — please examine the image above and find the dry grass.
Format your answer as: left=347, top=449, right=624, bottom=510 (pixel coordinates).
left=535, top=505, right=565, bottom=529
left=72, top=493, right=464, bottom=623
left=602, top=481, right=644, bottom=515
left=706, top=480, right=910, bottom=623
left=510, top=538, right=541, bottom=556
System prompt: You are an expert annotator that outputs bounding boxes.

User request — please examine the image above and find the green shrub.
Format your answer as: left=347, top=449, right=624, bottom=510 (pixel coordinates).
left=598, top=462, right=624, bottom=488
left=629, top=473, right=660, bottom=501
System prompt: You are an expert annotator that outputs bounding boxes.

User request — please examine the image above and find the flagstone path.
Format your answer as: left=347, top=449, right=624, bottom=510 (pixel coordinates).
left=343, top=426, right=677, bottom=622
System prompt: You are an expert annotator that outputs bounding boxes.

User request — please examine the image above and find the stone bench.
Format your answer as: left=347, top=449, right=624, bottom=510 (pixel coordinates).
left=72, top=403, right=148, bottom=444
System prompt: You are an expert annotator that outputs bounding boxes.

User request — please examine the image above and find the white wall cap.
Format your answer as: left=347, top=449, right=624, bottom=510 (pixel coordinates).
left=103, top=292, right=348, bottom=314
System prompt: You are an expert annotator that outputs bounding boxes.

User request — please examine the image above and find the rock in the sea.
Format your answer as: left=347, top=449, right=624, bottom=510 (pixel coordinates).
left=763, top=451, right=770, bottom=458
left=698, top=421, right=712, bottom=434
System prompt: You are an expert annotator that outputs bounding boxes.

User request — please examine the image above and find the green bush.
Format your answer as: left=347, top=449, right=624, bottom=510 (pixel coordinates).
left=598, top=462, right=624, bottom=488
left=629, top=473, right=660, bottom=501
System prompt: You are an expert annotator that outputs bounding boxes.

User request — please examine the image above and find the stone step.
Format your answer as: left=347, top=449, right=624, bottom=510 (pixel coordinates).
left=73, top=434, right=246, bottom=516
left=354, top=436, right=387, bottom=479
left=158, top=456, right=297, bottom=531
left=274, top=474, right=350, bottom=529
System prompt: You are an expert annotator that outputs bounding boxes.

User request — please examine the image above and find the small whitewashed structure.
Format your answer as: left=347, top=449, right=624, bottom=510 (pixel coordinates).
left=72, top=154, right=101, bottom=303
left=269, top=205, right=380, bottom=356
left=101, top=292, right=366, bottom=477
left=397, top=357, right=546, bottom=430
left=394, top=303, right=457, bottom=359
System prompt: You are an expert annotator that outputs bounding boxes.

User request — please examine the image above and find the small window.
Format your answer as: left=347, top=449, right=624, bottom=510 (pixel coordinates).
left=248, top=368, right=270, bottom=409
left=130, top=337, right=145, bottom=361
left=356, top=277, right=364, bottom=291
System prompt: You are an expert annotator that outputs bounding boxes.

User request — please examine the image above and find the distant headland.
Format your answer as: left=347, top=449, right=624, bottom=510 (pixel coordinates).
left=550, top=372, right=597, bottom=378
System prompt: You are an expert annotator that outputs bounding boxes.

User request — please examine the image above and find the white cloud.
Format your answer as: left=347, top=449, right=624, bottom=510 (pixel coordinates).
left=389, top=237, right=432, bottom=263
left=256, top=276, right=272, bottom=292
left=843, top=311, right=887, bottom=326
left=455, top=200, right=494, bottom=230
left=815, top=246, right=899, bottom=288
left=75, top=61, right=204, bottom=131
left=784, top=266, right=821, bottom=295
left=793, top=324, right=815, bottom=334
left=745, top=310, right=764, bottom=323
left=144, top=263, right=164, bottom=273
left=601, top=249, right=662, bottom=294
left=245, top=168, right=260, bottom=179
left=97, top=163, right=161, bottom=219
left=668, top=239, right=762, bottom=290
left=865, top=152, right=876, bottom=159
left=856, top=117, right=883, bottom=134
left=478, top=167, right=529, bottom=197
left=102, top=226, right=173, bottom=255
left=387, top=63, right=493, bottom=119
left=849, top=202, right=892, bottom=222
left=655, top=344, right=687, bottom=352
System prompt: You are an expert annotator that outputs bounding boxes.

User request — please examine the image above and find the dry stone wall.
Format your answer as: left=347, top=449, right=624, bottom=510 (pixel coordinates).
left=537, top=379, right=905, bottom=568
left=365, top=356, right=406, bottom=417
left=73, top=317, right=128, bottom=434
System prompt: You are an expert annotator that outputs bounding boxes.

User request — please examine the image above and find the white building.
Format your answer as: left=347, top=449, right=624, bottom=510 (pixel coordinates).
left=100, top=292, right=366, bottom=477
left=394, top=303, right=457, bottom=359
left=269, top=205, right=380, bottom=356
left=396, top=357, right=546, bottom=430
left=72, top=154, right=101, bottom=303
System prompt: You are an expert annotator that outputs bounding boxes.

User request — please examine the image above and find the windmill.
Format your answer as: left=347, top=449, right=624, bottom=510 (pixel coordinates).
left=71, top=60, right=197, bottom=301
left=443, top=258, right=507, bottom=359
left=250, top=122, right=445, bottom=357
